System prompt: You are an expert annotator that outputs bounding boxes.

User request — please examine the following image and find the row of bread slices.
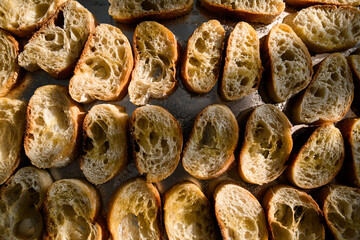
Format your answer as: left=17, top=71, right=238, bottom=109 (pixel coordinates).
left=1, top=166, right=359, bottom=240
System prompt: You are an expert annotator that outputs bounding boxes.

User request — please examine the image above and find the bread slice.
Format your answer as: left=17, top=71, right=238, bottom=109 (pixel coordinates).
left=24, top=85, right=85, bottom=168
left=0, top=98, right=27, bottom=184
left=18, top=0, right=96, bottom=79
left=214, top=182, right=268, bottom=240
left=239, top=104, right=292, bottom=185
left=69, top=24, right=133, bottom=103
left=182, top=104, right=239, bottom=179
left=181, top=20, right=225, bottom=94
left=287, top=124, right=344, bottom=189
left=292, top=53, right=354, bottom=124
left=284, top=5, right=360, bottom=53
left=263, top=185, right=325, bottom=240
left=164, top=182, right=217, bottom=240
left=320, top=185, right=360, bottom=240
left=128, top=21, right=179, bottom=105
left=0, top=0, right=66, bottom=37
left=285, top=0, right=360, bottom=7
left=263, top=23, right=313, bottom=103
left=130, top=105, right=183, bottom=182
left=0, top=166, right=52, bottom=240
left=220, top=22, right=263, bottom=101
left=108, top=178, right=162, bottom=240
left=199, top=0, right=285, bottom=24
left=44, top=179, right=104, bottom=240
left=80, top=104, right=129, bottom=185
left=347, top=53, right=360, bottom=84
left=108, top=0, right=193, bottom=23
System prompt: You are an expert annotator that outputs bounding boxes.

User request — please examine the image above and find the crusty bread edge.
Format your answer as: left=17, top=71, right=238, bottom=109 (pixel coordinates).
left=285, top=0, right=360, bottom=8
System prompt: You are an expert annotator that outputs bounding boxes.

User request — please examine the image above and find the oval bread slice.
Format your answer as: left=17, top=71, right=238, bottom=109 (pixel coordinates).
left=348, top=53, right=360, bottom=84
left=285, top=0, right=360, bottom=7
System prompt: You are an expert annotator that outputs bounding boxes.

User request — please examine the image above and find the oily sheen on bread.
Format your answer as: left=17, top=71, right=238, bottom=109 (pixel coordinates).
left=128, top=21, right=179, bottom=105
left=285, top=0, right=360, bottom=7
left=108, top=178, right=162, bottom=240
left=130, top=105, right=183, bottom=182
left=214, top=182, right=268, bottom=240
left=18, top=0, right=96, bottom=79
left=182, top=104, right=239, bottom=179
left=24, top=85, right=85, bottom=169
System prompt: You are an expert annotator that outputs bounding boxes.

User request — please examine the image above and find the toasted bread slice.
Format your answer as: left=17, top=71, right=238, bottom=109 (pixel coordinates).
left=44, top=179, right=104, bottom=240
left=199, top=0, right=285, bottom=24
left=293, top=53, right=354, bottom=124
left=220, top=22, right=263, bottom=101
left=69, top=24, right=133, bottom=103
left=263, top=185, right=325, bottom=240
left=24, top=85, right=85, bottom=168
left=0, top=98, right=27, bottom=184
left=108, top=178, right=162, bottom=240
left=285, top=0, right=360, bottom=7
left=130, top=105, right=183, bottom=182
left=214, top=182, right=268, bottom=240
left=0, top=0, right=66, bottom=37
left=284, top=5, right=360, bottom=53
left=80, top=104, right=129, bottom=185
left=18, top=0, right=96, bottom=79
left=128, top=21, right=179, bottom=105
left=348, top=53, right=360, bottom=84
left=263, top=23, right=313, bottom=103
left=108, top=0, right=193, bottom=23
left=239, top=104, right=292, bottom=185
left=164, top=182, right=218, bottom=240
left=182, top=104, right=239, bottom=179
left=287, top=124, right=344, bottom=189
left=0, top=167, right=52, bottom=240
left=320, top=185, right=360, bottom=240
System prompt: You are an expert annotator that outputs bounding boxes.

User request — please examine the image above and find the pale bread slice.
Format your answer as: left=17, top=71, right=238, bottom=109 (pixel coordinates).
left=285, top=0, right=360, bottom=7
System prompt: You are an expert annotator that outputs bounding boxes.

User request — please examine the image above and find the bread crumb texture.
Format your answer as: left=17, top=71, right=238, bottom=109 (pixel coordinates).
left=285, top=0, right=360, bottom=7
left=201, top=0, right=284, bottom=14
left=350, top=119, right=360, bottom=186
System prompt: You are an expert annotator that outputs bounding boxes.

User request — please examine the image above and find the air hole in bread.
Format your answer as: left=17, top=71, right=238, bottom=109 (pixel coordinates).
left=274, top=203, right=293, bottom=227
left=195, top=38, right=206, bottom=53
left=200, top=122, right=217, bottom=148
left=5, top=183, right=22, bottom=206
left=99, top=141, right=110, bottom=155
left=311, top=86, right=327, bottom=98
left=281, top=50, right=296, bottom=62
left=54, top=11, right=65, bottom=29
left=14, top=213, right=39, bottom=239
left=35, top=4, right=50, bottom=19
left=141, top=0, right=159, bottom=11
left=134, top=141, right=140, bottom=153
left=149, top=131, right=159, bottom=145
left=70, top=28, right=81, bottom=40
left=93, top=61, right=111, bottom=79
left=189, top=57, right=201, bottom=68
left=240, top=76, right=250, bottom=86
left=158, top=54, right=170, bottom=66
left=84, top=137, right=94, bottom=152
left=45, top=34, right=55, bottom=41
left=150, top=63, right=163, bottom=81
left=119, top=214, right=140, bottom=239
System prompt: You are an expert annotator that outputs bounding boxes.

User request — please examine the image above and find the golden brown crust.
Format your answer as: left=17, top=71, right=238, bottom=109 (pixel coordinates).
left=285, top=0, right=360, bottom=7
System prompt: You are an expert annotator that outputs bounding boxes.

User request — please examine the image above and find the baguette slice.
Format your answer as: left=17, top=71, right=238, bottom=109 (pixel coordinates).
left=0, top=0, right=66, bottom=37
left=69, top=24, right=133, bottom=103
left=128, top=21, right=179, bottom=106
left=292, top=53, right=354, bottom=124
left=44, top=179, right=104, bottom=240
left=164, top=182, right=218, bottom=240
left=0, top=167, right=52, bottom=240
left=108, top=0, right=193, bottom=23
left=0, top=98, right=27, bottom=184
left=347, top=53, right=360, bottom=84
left=130, top=105, right=183, bottom=182
left=24, top=85, right=85, bottom=168
left=220, top=22, right=263, bottom=101
left=181, top=20, right=225, bottom=94
left=108, top=178, right=162, bottom=240
left=214, top=182, right=268, bottom=240
left=284, top=5, right=360, bottom=53
left=182, top=104, right=239, bottom=179
left=320, top=185, right=360, bottom=240
left=18, top=0, right=96, bottom=79
left=80, top=104, right=129, bottom=185
left=285, top=0, right=360, bottom=7
left=263, top=23, right=313, bottom=103
left=0, top=29, right=20, bottom=97
left=239, top=104, right=292, bottom=185
left=287, top=124, right=344, bottom=189
left=263, top=185, right=325, bottom=240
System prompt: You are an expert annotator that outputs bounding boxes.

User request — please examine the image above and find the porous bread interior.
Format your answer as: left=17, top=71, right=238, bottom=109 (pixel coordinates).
left=164, top=183, right=216, bottom=240
left=81, top=104, right=128, bottom=185
left=215, top=184, right=267, bottom=240
left=0, top=98, right=26, bottom=184
left=108, top=179, right=160, bottom=240
left=132, top=105, right=182, bottom=182
left=18, top=0, right=94, bottom=76
left=324, top=186, right=360, bottom=240
left=286, top=0, right=360, bottom=6
left=269, top=24, right=312, bottom=102
left=202, top=0, right=285, bottom=14
left=240, top=104, right=292, bottom=185
left=298, top=53, right=353, bottom=123
left=0, top=167, right=52, bottom=240
left=350, top=119, right=360, bottom=185
left=128, top=21, right=177, bottom=105
left=222, top=22, right=261, bottom=100
left=185, top=20, right=224, bottom=93
left=268, top=187, right=324, bottom=240
left=70, top=24, right=133, bottom=103
left=182, top=105, right=238, bottom=179
left=348, top=54, right=360, bottom=79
